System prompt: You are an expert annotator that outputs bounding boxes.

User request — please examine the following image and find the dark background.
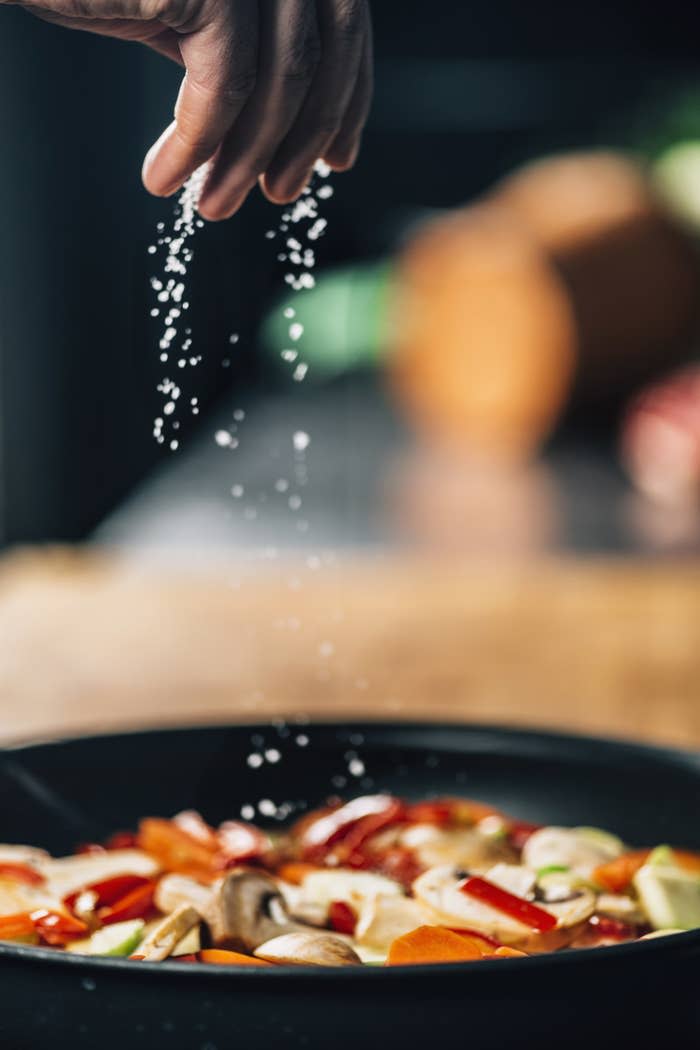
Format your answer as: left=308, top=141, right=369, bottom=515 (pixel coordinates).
left=2, top=2, right=700, bottom=545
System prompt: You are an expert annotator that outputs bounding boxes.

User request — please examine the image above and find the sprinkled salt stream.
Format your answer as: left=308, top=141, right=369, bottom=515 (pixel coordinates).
left=151, top=165, right=207, bottom=447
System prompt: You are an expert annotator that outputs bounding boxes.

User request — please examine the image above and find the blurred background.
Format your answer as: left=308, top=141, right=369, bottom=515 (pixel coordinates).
left=1, top=2, right=700, bottom=746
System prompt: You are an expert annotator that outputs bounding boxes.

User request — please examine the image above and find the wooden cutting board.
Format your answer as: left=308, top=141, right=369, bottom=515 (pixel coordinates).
left=0, top=548, right=698, bottom=749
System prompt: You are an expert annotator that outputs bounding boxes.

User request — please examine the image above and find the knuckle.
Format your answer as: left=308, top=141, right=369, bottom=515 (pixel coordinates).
left=173, top=122, right=213, bottom=157
left=279, top=38, right=321, bottom=84
left=223, top=69, right=258, bottom=102
left=332, top=0, right=365, bottom=39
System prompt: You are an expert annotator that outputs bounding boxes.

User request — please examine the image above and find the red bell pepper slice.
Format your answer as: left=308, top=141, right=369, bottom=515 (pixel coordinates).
left=104, top=830, right=139, bottom=851
left=64, top=874, right=151, bottom=915
left=301, top=795, right=404, bottom=856
left=460, top=876, right=557, bottom=932
left=403, top=801, right=455, bottom=827
left=0, top=862, right=45, bottom=886
left=507, top=821, right=542, bottom=852
left=363, top=846, right=423, bottom=890
left=30, top=909, right=89, bottom=945
left=328, top=900, right=358, bottom=935
left=587, top=915, right=637, bottom=941
left=97, top=881, right=156, bottom=925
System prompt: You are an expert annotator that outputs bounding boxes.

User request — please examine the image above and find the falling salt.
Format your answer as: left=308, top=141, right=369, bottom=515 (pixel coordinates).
left=275, top=479, right=289, bottom=492
left=284, top=307, right=296, bottom=319
left=150, top=164, right=208, bottom=446
left=231, top=484, right=244, bottom=498
left=289, top=322, right=304, bottom=342
left=293, top=430, right=310, bottom=452
left=215, top=430, right=233, bottom=448
left=241, top=805, right=255, bottom=820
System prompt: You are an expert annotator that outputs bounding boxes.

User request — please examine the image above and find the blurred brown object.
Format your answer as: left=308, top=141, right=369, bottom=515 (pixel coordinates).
left=389, top=152, right=700, bottom=458
left=620, top=365, right=700, bottom=506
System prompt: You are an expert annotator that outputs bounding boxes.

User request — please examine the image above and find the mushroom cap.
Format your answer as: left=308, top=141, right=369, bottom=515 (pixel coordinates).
left=254, top=932, right=362, bottom=967
left=209, top=869, right=302, bottom=951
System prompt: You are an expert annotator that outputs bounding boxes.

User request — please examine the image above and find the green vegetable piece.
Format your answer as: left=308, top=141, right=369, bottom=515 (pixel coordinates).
left=634, top=864, right=700, bottom=931
left=72, top=919, right=145, bottom=958
left=536, top=865, right=570, bottom=878
left=647, top=845, right=675, bottom=867
left=653, top=141, right=700, bottom=231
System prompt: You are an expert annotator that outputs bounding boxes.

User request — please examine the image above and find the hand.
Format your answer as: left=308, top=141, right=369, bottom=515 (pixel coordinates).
left=14, top=0, right=372, bottom=219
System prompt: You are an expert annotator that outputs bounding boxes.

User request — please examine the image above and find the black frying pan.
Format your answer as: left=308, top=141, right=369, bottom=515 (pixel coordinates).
left=1, top=722, right=699, bottom=1049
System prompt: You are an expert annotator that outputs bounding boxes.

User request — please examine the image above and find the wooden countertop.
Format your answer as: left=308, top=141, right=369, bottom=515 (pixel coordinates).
left=0, top=548, right=698, bottom=750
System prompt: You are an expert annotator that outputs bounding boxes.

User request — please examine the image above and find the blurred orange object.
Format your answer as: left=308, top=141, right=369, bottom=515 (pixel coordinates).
left=390, top=202, right=577, bottom=459
left=389, top=152, right=699, bottom=459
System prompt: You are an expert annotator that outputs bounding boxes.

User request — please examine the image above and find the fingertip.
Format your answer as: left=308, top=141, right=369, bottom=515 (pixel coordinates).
left=324, top=141, right=359, bottom=173
left=142, top=123, right=184, bottom=198
left=197, top=189, right=248, bottom=222
left=261, top=168, right=313, bottom=207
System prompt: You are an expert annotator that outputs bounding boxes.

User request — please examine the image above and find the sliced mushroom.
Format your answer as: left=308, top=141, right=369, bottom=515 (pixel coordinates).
left=485, top=863, right=537, bottom=900
left=154, top=873, right=213, bottom=916
left=205, top=870, right=305, bottom=951
left=354, top=894, right=430, bottom=952
left=0, top=878, right=60, bottom=918
left=40, top=849, right=159, bottom=898
left=298, top=869, right=404, bottom=913
left=522, top=827, right=623, bottom=879
left=137, top=905, right=201, bottom=961
left=400, top=825, right=515, bottom=872
left=0, top=845, right=50, bottom=867
left=254, top=932, right=362, bottom=967
left=413, top=865, right=595, bottom=953
left=596, top=893, right=646, bottom=926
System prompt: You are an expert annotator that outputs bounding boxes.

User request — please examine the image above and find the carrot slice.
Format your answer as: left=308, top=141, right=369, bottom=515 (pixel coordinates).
left=489, top=946, right=529, bottom=959
left=275, top=862, right=321, bottom=885
left=675, top=849, right=700, bottom=874
left=199, top=949, right=272, bottom=967
left=138, top=818, right=219, bottom=877
left=386, top=926, right=487, bottom=966
left=0, top=913, right=38, bottom=942
left=592, top=849, right=650, bottom=892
